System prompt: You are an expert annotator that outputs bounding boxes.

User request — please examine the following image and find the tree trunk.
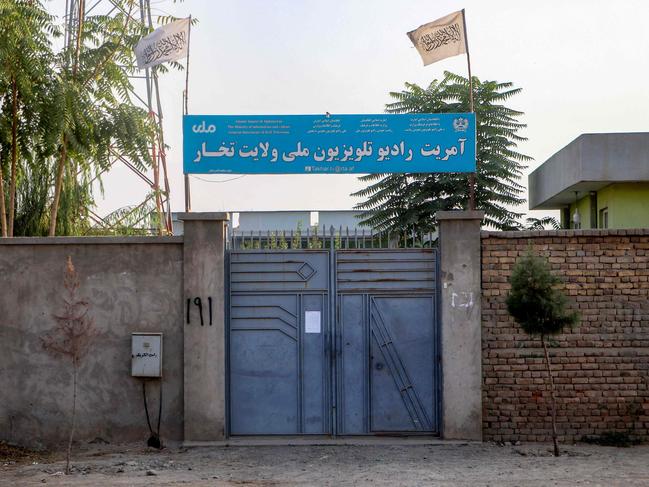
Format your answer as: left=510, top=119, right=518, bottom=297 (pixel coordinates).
left=66, top=361, right=78, bottom=475
left=0, top=152, right=7, bottom=237
left=541, top=334, right=560, bottom=456
left=49, top=137, right=68, bottom=236
left=50, top=0, right=84, bottom=238
left=9, top=78, right=18, bottom=237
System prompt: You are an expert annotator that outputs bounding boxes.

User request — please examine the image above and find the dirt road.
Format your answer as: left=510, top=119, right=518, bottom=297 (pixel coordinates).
left=2, top=441, right=649, bottom=486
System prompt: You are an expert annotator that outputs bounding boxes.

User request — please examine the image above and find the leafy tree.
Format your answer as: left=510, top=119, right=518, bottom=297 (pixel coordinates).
left=0, top=0, right=159, bottom=236
left=85, top=192, right=160, bottom=236
left=46, top=0, right=157, bottom=236
left=506, top=251, right=579, bottom=456
left=524, top=216, right=560, bottom=231
left=353, top=72, right=531, bottom=234
left=0, top=0, right=57, bottom=236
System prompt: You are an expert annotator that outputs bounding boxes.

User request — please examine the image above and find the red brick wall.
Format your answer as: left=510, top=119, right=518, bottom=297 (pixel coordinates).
left=482, top=229, right=649, bottom=443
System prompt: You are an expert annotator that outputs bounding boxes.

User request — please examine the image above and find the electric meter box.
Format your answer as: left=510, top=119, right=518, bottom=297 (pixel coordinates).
left=131, top=333, right=162, bottom=378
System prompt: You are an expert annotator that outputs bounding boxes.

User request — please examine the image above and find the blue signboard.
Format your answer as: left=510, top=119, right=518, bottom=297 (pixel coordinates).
left=183, top=113, right=475, bottom=174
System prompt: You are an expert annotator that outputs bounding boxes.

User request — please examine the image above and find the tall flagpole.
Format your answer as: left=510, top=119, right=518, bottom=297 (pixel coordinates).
left=184, top=15, right=192, bottom=212
left=461, top=8, right=476, bottom=211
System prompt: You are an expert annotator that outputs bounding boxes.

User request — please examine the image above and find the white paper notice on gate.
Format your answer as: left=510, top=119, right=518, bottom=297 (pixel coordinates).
left=305, top=311, right=321, bottom=334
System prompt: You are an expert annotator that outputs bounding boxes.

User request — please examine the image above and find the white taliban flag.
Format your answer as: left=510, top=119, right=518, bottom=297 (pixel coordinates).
left=135, top=18, right=190, bottom=70
left=407, top=10, right=467, bottom=66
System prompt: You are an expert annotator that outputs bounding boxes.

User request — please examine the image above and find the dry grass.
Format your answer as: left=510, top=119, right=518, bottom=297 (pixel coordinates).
left=0, top=440, right=56, bottom=467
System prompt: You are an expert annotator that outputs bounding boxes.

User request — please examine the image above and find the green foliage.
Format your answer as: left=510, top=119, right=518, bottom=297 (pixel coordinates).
left=291, top=221, right=302, bottom=249
left=86, top=193, right=159, bottom=236
left=278, top=232, right=289, bottom=250
left=0, top=0, right=163, bottom=236
left=506, top=251, right=579, bottom=336
left=353, top=71, right=530, bottom=233
left=0, top=0, right=58, bottom=236
left=308, top=226, right=323, bottom=249
left=524, top=216, right=560, bottom=230
left=334, top=231, right=341, bottom=250
left=266, top=232, right=278, bottom=249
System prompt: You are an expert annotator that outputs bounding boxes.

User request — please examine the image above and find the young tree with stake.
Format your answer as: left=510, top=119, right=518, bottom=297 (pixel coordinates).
left=506, top=250, right=579, bottom=456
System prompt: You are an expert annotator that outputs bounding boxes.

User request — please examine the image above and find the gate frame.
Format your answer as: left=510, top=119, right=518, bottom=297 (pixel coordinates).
left=226, top=242, right=441, bottom=437
left=177, top=210, right=484, bottom=442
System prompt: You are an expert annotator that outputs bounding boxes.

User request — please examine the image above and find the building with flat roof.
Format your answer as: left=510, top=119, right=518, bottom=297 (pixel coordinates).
left=528, top=132, right=649, bottom=229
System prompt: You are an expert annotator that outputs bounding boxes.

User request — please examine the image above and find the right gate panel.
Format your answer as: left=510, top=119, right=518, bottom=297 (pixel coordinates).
left=336, top=249, right=439, bottom=435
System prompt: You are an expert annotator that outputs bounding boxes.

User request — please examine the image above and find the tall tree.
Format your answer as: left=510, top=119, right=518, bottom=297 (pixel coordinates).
left=0, top=0, right=159, bottom=237
left=47, top=0, right=157, bottom=236
left=353, top=72, right=531, bottom=235
left=506, top=251, right=579, bottom=456
left=0, top=0, right=56, bottom=237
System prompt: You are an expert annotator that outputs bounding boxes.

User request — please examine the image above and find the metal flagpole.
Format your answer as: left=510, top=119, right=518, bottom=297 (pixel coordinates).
left=461, top=8, right=477, bottom=211
left=184, top=15, right=192, bottom=212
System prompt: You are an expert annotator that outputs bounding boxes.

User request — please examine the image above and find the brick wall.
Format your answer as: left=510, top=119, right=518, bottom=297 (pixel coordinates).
left=482, top=229, right=649, bottom=443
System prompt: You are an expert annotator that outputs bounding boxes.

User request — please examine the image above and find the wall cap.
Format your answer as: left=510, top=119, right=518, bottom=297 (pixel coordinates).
left=482, top=228, right=649, bottom=239
left=177, top=212, right=229, bottom=221
left=437, top=211, right=485, bottom=221
left=0, top=236, right=183, bottom=245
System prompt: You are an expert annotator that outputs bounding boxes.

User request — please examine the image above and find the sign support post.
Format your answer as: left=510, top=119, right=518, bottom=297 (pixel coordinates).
left=183, top=16, right=193, bottom=212
left=461, top=9, right=476, bottom=211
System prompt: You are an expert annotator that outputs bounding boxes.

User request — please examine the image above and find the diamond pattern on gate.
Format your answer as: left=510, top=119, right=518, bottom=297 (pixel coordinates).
left=297, top=262, right=316, bottom=281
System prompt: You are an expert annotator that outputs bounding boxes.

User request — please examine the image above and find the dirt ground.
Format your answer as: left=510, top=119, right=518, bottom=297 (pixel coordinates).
left=2, top=441, right=649, bottom=486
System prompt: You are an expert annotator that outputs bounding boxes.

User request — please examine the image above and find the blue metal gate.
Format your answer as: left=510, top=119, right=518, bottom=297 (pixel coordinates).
left=227, top=243, right=439, bottom=436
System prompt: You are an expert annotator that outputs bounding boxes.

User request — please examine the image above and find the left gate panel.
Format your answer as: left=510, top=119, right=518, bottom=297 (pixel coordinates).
left=229, top=251, right=330, bottom=435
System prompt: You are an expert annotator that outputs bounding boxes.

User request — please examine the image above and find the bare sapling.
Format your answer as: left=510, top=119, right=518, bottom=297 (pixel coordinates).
left=41, top=256, right=98, bottom=474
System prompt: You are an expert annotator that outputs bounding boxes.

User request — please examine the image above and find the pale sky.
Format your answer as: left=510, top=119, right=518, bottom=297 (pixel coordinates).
left=55, top=0, right=649, bottom=219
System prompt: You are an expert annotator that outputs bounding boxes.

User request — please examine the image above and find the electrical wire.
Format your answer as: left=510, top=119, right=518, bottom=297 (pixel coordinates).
left=190, top=174, right=247, bottom=183
left=142, top=381, right=163, bottom=449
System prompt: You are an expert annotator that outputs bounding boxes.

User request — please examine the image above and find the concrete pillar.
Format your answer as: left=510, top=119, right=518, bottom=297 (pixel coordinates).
left=178, top=212, right=228, bottom=442
left=437, top=210, right=484, bottom=441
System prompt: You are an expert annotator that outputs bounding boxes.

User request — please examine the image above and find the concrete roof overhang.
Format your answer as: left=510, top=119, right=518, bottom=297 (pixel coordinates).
left=528, top=133, right=649, bottom=210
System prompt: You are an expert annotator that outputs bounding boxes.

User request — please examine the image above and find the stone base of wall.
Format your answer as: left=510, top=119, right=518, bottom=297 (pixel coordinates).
left=482, top=229, right=649, bottom=443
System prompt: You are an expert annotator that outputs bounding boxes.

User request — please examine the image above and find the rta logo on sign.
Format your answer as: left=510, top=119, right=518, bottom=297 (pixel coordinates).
left=192, top=120, right=216, bottom=133
left=453, top=117, right=469, bottom=132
